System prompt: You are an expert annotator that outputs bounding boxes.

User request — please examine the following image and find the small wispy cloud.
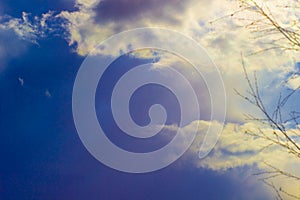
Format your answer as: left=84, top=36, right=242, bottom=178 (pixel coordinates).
left=0, top=11, right=63, bottom=45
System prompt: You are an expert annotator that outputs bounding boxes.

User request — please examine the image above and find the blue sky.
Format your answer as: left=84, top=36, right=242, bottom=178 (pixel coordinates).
left=0, top=0, right=299, bottom=199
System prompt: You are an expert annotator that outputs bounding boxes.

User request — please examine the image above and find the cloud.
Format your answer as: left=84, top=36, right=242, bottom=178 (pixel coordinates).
left=167, top=120, right=300, bottom=199
left=76, top=0, right=100, bottom=8
left=58, top=0, right=224, bottom=56
left=286, top=64, right=300, bottom=90
left=0, top=10, right=63, bottom=45
left=287, top=75, right=300, bottom=90
left=193, top=122, right=299, bottom=170
left=0, top=10, right=62, bottom=71
left=55, top=0, right=299, bottom=85
left=0, top=12, right=39, bottom=44
left=93, top=0, right=192, bottom=25
left=0, top=10, right=67, bottom=70
left=1, top=0, right=298, bottom=75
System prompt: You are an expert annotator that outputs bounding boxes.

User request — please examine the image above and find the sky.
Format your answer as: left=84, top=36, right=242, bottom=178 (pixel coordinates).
left=0, top=0, right=300, bottom=199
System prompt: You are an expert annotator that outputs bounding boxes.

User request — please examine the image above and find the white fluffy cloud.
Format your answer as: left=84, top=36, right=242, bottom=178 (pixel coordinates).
left=168, top=120, right=300, bottom=199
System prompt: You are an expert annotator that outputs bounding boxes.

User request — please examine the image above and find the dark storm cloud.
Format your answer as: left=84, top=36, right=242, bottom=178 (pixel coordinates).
left=93, top=0, right=193, bottom=25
